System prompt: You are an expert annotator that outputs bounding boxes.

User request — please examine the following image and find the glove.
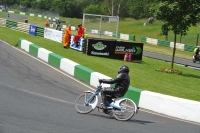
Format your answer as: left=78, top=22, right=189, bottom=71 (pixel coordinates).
left=99, top=79, right=103, bottom=84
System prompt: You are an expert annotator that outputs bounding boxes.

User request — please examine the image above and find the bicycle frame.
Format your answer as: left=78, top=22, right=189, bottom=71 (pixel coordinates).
left=75, top=84, right=138, bottom=121
left=84, top=86, right=102, bottom=109
left=83, top=85, right=137, bottom=113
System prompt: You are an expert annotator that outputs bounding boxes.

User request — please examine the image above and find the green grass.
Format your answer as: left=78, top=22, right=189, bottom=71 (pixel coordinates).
left=0, top=26, right=200, bottom=102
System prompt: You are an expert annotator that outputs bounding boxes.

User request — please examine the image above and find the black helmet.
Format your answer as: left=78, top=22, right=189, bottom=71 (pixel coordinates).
left=118, top=65, right=129, bottom=74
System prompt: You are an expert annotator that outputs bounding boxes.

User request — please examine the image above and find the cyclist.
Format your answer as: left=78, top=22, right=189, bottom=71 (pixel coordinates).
left=99, top=65, right=130, bottom=110
left=194, top=46, right=200, bottom=61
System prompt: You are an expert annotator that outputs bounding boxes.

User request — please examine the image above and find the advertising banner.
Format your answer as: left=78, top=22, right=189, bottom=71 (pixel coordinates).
left=44, top=28, right=63, bottom=43
left=29, top=24, right=36, bottom=36
left=86, top=39, right=114, bottom=57
left=70, top=36, right=84, bottom=51
left=86, top=38, right=143, bottom=61
left=114, top=41, right=143, bottom=60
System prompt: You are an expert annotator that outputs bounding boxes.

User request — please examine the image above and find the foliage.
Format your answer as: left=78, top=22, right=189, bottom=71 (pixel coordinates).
left=156, top=68, right=183, bottom=75
left=1, top=0, right=159, bottom=19
left=83, top=4, right=106, bottom=15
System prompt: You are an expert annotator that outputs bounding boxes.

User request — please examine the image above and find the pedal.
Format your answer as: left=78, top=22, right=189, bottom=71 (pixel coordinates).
left=96, top=106, right=101, bottom=109
left=136, top=107, right=140, bottom=114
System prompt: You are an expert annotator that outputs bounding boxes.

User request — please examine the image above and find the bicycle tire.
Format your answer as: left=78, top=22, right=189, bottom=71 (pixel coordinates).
left=75, top=92, right=97, bottom=114
left=112, top=98, right=136, bottom=121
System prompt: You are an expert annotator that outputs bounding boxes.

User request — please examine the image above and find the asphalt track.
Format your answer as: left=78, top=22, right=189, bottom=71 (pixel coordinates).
left=143, top=52, right=200, bottom=69
left=0, top=12, right=28, bottom=20
left=0, top=40, right=200, bottom=133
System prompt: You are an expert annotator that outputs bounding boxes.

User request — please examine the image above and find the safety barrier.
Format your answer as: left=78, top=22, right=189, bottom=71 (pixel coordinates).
left=6, top=19, right=17, bottom=30
left=141, top=36, right=196, bottom=53
left=0, top=18, right=6, bottom=27
left=16, top=22, right=30, bottom=33
left=36, top=26, right=44, bottom=37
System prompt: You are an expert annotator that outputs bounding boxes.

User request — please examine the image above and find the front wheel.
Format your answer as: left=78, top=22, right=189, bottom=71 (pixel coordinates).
left=112, top=99, right=136, bottom=121
left=75, top=92, right=97, bottom=114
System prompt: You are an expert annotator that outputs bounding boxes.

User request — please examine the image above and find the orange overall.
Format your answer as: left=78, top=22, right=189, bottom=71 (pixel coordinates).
left=45, top=20, right=49, bottom=27
left=63, top=26, right=71, bottom=47
left=73, top=26, right=85, bottom=45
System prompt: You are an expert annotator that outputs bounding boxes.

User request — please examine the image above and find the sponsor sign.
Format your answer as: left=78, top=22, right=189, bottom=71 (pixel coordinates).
left=44, top=28, right=63, bottom=43
left=86, top=39, right=114, bottom=58
left=114, top=41, right=143, bottom=60
left=104, top=31, right=113, bottom=36
left=8, top=11, right=14, bottom=13
left=29, top=24, right=36, bottom=36
left=20, top=12, right=25, bottom=15
left=70, top=36, right=84, bottom=51
left=30, top=14, right=35, bottom=16
left=86, top=38, right=143, bottom=61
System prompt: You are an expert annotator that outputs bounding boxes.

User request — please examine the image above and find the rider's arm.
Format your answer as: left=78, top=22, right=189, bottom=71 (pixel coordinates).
left=194, top=48, right=197, bottom=54
left=101, top=78, right=121, bottom=84
left=101, top=73, right=125, bottom=84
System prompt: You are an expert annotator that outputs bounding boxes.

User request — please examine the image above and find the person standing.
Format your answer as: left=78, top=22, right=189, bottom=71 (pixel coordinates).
left=63, top=25, right=71, bottom=48
left=45, top=20, right=49, bottom=27
left=73, top=23, right=85, bottom=46
left=56, top=21, right=61, bottom=30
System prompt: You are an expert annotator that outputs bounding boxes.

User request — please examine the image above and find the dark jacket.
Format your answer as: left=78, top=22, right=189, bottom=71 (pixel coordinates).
left=102, top=73, right=130, bottom=96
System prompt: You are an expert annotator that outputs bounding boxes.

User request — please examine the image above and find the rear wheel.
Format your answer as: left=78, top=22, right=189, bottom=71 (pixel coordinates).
left=112, top=99, right=136, bottom=121
left=75, top=92, right=97, bottom=114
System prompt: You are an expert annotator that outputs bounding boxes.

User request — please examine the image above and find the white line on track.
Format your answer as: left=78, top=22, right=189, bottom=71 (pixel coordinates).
left=1, top=40, right=200, bottom=126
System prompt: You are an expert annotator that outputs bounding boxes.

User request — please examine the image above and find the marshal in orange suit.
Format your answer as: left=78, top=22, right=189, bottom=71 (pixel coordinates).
left=63, top=25, right=71, bottom=48
left=73, top=23, right=85, bottom=46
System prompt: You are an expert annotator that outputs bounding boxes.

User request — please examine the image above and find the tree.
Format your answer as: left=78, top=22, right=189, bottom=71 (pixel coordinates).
left=151, top=0, right=200, bottom=70
left=83, top=4, right=106, bottom=15
left=102, top=0, right=129, bottom=17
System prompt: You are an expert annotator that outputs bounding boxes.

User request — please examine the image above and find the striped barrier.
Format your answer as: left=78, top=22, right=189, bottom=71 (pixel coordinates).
left=6, top=19, right=17, bottom=29
left=36, top=26, right=44, bottom=37
left=18, top=38, right=200, bottom=123
left=84, top=28, right=135, bottom=41
left=16, top=22, right=30, bottom=33
left=0, top=18, right=6, bottom=27
left=141, top=36, right=197, bottom=53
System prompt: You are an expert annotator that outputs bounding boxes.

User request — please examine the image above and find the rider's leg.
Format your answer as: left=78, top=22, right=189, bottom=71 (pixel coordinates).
left=101, top=87, right=118, bottom=108
left=195, top=54, right=198, bottom=60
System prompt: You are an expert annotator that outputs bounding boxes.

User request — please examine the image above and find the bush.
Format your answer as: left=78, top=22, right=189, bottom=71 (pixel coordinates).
left=156, top=68, right=183, bottom=75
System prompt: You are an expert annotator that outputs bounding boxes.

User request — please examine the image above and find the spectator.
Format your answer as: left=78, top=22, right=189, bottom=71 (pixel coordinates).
left=148, top=17, right=151, bottom=24
left=73, top=23, right=85, bottom=46
left=56, top=21, right=61, bottom=30
left=150, top=17, right=154, bottom=24
left=25, top=19, right=28, bottom=23
left=63, top=25, right=71, bottom=48
left=148, top=17, right=154, bottom=24
left=45, top=20, right=49, bottom=27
